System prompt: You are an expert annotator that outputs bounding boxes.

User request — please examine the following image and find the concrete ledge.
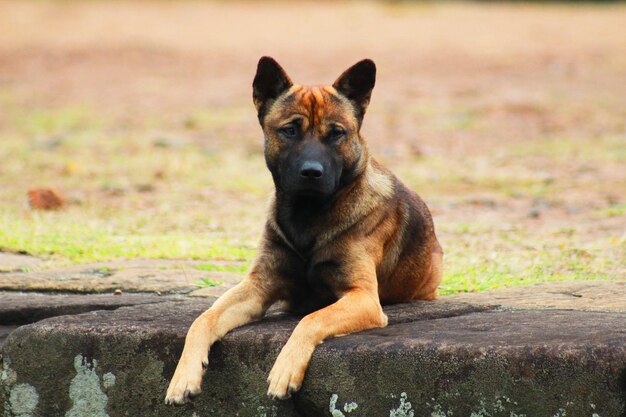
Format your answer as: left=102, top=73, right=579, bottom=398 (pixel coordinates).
left=0, top=292, right=190, bottom=350
left=0, top=292, right=188, bottom=326
left=2, top=299, right=624, bottom=417
left=0, top=260, right=242, bottom=294
left=443, top=281, right=626, bottom=312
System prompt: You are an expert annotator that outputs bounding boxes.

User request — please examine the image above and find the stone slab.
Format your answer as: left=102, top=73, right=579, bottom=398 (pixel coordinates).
left=2, top=299, right=624, bottom=417
left=0, top=291, right=188, bottom=326
left=0, top=326, right=18, bottom=353
left=188, top=283, right=237, bottom=297
left=0, top=253, right=43, bottom=272
left=0, top=259, right=244, bottom=294
left=299, top=309, right=626, bottom=417
left=443, top=280, right=626, bottom=312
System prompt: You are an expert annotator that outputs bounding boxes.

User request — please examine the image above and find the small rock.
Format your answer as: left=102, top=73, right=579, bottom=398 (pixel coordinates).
left=37, top=134, right=65, bottom=150
left=152, top=135, right=190, bottom=148
left=114, top=289, right=123, bottom=296
left=27, top=189, right=66, bottom=210
left=135, top=184, right=155, bottom=193
left=183, top=117, right=199, bottom=130
left=531, top=197, right=551, bottom=209
left=605, top=194, right=620, bottom=206
left=100, top=184, right=126, bottom=196
left=527, top=208, right=541, bottom=218
left=464, top=196, right=497, bottom=208
left=409, top=143, right=424, bottom=158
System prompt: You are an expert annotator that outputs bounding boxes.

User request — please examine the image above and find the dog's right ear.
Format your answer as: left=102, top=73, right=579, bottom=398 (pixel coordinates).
left=253, top=57, right=293, bottom=122
left=333, top=59, right=376, bottom=125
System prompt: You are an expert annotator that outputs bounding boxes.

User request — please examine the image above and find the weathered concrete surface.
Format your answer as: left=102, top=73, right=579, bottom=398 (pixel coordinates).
left=0, top=326, right=18, bottom=353
left=299, top=309, right=626, bottom=417
left=0, top=291, right=192, bottom=363
left=0, top=292, right=184, bottom=326
left=2, top=300, right=624, bottom=417
left=0, top=259, right=243, bottom=294
left=443, top=280, right=626, bottom=312
left=0, top=253, right=43, bottom=273
left=188, top=283, right=237, bottom=298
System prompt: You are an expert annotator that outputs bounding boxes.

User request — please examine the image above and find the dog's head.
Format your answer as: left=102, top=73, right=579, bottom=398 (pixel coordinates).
left=253, top=57, right=376, bottom=199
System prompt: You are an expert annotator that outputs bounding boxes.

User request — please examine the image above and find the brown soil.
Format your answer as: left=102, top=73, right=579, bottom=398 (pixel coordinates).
left=0, top=1, right=624, bottom=283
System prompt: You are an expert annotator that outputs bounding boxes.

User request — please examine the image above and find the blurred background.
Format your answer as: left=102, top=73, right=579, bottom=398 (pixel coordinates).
left=0, top=1, right=624, bottom=294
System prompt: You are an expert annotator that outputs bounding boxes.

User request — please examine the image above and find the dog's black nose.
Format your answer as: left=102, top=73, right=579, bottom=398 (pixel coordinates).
left=300, top=161, right=324, bottom=179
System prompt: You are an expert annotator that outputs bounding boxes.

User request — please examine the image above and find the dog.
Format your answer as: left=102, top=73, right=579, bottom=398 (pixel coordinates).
left=165, top=57, right=442, bottom=404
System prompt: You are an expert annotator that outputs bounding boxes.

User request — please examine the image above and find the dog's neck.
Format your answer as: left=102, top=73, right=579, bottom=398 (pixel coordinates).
left=271, top=151, right=394, bottom=255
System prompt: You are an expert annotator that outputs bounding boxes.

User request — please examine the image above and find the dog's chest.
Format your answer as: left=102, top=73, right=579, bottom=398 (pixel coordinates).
left=304, top=260, right=343, bottom=289
left=285, top=259, right=346, bottom=313
left=276, top=196, right=336, bottom=254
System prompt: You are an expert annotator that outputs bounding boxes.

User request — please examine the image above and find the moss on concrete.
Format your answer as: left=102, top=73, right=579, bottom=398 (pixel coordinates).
left=66, top=355, right=109, bottom=417
left=1, top=302, right=625, bottom=417
left=8, top=383, right=39, bottom=417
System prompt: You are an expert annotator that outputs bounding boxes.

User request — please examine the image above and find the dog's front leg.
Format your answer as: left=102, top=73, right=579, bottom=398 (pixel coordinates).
left=267, top=287, right=387, bottom=399
left=166, top=278, right=274, bottom=404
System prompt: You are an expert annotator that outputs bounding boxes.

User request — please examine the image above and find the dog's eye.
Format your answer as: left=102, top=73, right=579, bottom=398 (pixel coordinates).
left=329, top=127, right=346, bottom=141
left=279, top=125, right=297, bottom=138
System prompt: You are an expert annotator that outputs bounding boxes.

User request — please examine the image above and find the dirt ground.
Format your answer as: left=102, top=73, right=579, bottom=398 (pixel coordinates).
left=0, top=1, right=624, bottom=293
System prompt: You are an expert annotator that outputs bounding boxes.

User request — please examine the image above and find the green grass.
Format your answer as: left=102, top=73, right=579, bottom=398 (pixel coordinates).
left=0, top=105, right=269, bottom=263
left=196, top=277, right=224, bottom=288
left=512, top=135, right=626, bottom=162
left=195, top=263, right=249, bottom=274
left=1, top=104, right=623, bottom=295
left=0, top=211, right=254, bottom=263
left=596, top=203, right=626, bottom=218
left=439, top=223, right=625, bottom=295
left=441, top=250, right=621, bottom=295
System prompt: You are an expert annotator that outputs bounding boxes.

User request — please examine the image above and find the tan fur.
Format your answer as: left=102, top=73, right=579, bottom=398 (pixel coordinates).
left=165, top=278, right=274, bottom=403
left=165, top=58, right=442, bottom=404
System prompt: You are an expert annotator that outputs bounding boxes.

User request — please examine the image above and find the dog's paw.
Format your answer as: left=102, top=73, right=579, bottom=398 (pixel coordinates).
left=165, top=356, right=208, bottom=405
left=266, top=341, right=313, bottom=400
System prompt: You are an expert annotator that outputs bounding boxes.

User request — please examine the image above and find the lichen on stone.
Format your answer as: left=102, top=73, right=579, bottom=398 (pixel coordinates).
left=1, top=367, right=16, bottom=387
left=255, top=405, right=278, bottom=417
left=390, top=392, right=414, bottom=417
left=65, top=354, right=110, bottom=417
left=590, top=403, right=603, bottom=417
left=8, top=383, right=39, bottom=417
left=427, top=396, right=526, bottom=417
left=1, top=354, right=17, bottom=389
left=344, top=401, right=358, bottom=413
left=102, top=372, right=116, bottom=391
left=429, top=403, right=451, bottom=417
left=329, top=394, right=359, bottom=416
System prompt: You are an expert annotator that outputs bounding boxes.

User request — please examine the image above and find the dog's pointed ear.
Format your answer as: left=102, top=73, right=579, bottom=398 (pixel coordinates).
left=253, top=57, right=293, bottom=122
left=333, top=59, right=376, bottom=123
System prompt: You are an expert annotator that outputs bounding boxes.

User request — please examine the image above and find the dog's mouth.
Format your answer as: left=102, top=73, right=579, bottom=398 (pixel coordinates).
left=289, top=185, right=333, bottom=198
left=279, top=179, right=338, bottom=202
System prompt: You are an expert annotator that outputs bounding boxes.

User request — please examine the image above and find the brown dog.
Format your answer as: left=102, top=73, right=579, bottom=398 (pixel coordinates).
left=165, top=57, right=442, bottom=404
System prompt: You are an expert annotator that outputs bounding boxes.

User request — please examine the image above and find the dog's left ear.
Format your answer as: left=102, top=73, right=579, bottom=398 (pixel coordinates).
left=253, top=56, right=293, bottom=122
left=333, top=59, right=376, bottom=123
